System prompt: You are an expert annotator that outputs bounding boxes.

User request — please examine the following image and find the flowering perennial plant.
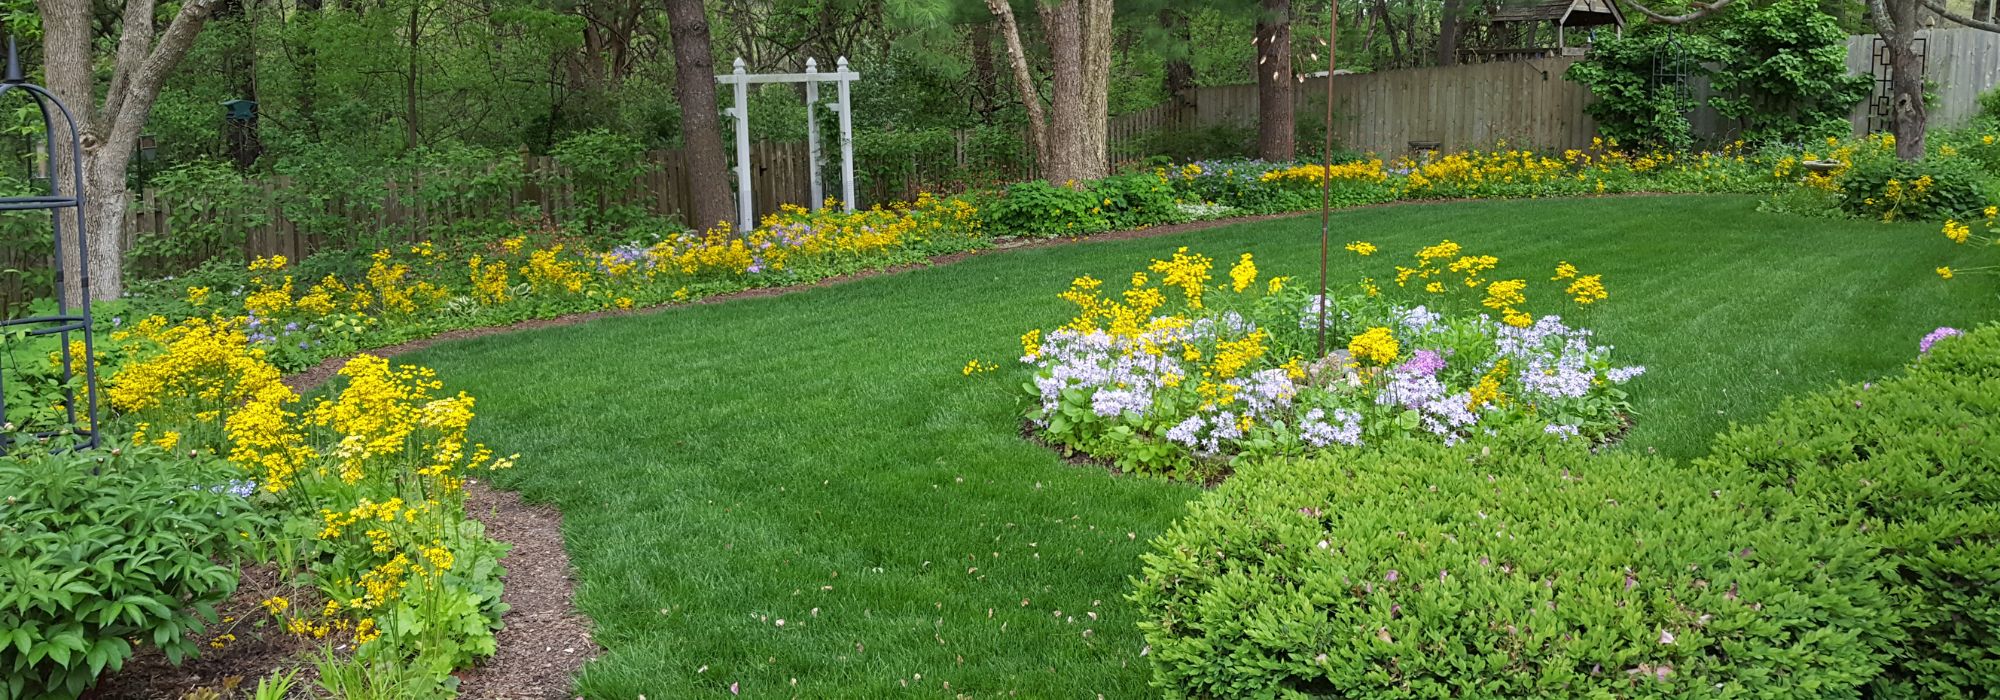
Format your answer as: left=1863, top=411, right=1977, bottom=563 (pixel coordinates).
left=109, top=315, right=516, bottom=688
left=150, top=194, right=983, bottom=373
left=1018, top=246, right=1643, bottom=479
left=1937, top=205, right=2000, bottom=281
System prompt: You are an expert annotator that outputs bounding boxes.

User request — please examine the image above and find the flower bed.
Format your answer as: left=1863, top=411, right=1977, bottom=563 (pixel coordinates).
left=101, top=315, right=514, bottom=693
left=128, top=194, right=984, bottom=374
left=1018, top=243, right=1643, bottom=480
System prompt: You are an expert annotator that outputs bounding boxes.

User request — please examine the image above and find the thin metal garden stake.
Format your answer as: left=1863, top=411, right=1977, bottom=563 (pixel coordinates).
left=1315, top=2, right=1338, bottom=357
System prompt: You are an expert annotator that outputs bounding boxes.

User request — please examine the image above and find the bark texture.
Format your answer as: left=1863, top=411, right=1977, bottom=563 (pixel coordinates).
left=665, top=0, right=737, bottom=231
left=984, top=0, right=1047, bottom=166
left=1255, top=0, right=1295, bottom=162
left=39, top=0, right=217, bottom=302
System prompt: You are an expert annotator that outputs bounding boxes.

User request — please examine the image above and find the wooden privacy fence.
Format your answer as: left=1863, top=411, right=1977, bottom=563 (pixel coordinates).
left=1111, top=28, right=2000, bottom=159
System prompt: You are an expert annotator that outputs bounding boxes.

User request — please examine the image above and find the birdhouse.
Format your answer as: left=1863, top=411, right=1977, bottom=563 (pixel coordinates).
left=222, top=98, right=257, bottom=122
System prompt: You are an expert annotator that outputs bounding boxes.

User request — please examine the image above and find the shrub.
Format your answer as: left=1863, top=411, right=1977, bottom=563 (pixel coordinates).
left=1090, top=173, right=1184, bottom=230
left=1707, top=0, right=1871, bottom=145
left=549, top=129, right=652, bottom=238
left=1697, top=324, right=2000, bottom=698
left=1131, top=437, right=1896, bottom=697
left=1564, top=27, right=1718, bottom=151
left=0, top=442, right=260, bottom=700
left=981, top=180, right=1108, bottom=238
left=1836, top=154, right=1988, bottom=222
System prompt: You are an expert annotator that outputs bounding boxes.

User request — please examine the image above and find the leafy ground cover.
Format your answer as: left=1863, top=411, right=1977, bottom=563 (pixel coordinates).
left=394, top=195, right=1996, bottom=696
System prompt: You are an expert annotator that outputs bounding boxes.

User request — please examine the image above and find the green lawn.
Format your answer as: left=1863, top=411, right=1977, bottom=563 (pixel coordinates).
left=403, top=195, right=1996, bottom=697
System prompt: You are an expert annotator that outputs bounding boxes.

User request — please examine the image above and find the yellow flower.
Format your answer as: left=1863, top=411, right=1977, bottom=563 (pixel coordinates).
left=1229, top=253, right=1258, bottom=293
left=1565, top=274, right=1608, bottom=305
left=1481, top=279, right=1528, bottom=310
left=1344, top=241, right=1377, bottom=256
left=185, top=286, right=210, bottom=306
left=260, top=596, right=290, bottom=615
left=1552, top=261, right=1577, bottom=280
left=1347, top=327, right=1400, bottom=366
left=1937, top=266, right=1955, bottom=280
left=1021, top=329, right=1042, bottom=360
left=1944, top=219, right=1972, bottom=244
left=1266, top=276, right=1289, bottom=294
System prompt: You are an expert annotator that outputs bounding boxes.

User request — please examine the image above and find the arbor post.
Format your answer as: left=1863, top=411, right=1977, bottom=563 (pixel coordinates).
left=729, top=58, right=754, bottom=230
left=805, top=58, right=823, bottom=210
left=836, top=57, right=856, bottom=212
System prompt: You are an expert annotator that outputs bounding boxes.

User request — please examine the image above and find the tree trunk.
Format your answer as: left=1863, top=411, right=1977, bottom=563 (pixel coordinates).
left=1438, top=0, right=1461, bottom=66
left=971, top=22, right=999, bottom=122
left=1041, top=0, right=1087, bottom=184
left=1255, top=0, right=1295, bottom=161
left=1377, top=0, right=1405, bottom=68
left=1877, top=0, right=1926, bottom=160
left=219, top=0, right=263, bottom=170
left=404, top=0, right=422, bottom=149
left=39, top=0, right=217, bottom=301
left=1162, top=8, right=1196, bottom=129
left=1079, top=0, right=1111, bottom=176
left=987, top=0, right=1049, bottom=169
left=665, top=0, right=736, bottom=231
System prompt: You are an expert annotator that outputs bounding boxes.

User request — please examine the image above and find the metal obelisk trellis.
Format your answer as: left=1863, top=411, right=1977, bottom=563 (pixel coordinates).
left=1316, top=3, right=1340, bottom=357
left=0, top=36, right=101, bottom=450
left=718, top=57, right=861, bottom=230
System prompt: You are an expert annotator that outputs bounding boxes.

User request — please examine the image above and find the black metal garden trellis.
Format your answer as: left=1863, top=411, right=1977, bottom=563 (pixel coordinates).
left=0, top=36, right=101, bottom=450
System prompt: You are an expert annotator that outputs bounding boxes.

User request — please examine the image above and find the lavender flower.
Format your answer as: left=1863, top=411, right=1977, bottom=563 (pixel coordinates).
left=1920, top=326, right=1963, bottom=354
left=1396, top=349, right=1446, bottom=377
left=1606, top=366, right=1647, bottom=383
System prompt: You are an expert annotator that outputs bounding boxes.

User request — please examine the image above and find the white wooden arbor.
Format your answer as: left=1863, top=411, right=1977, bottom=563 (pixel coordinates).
left=716, top=57, right=860, bottom=229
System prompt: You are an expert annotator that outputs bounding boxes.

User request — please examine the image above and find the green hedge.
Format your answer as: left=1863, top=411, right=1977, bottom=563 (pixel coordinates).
left=1131, top=434, right=1895, bottom=697
left=1698, top=324, right=2000, bottom=697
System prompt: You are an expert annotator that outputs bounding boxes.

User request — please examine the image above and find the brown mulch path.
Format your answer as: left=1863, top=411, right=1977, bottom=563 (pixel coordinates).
left=87, top=566, right=316, bottom=699
left=451, top=481, right=598, bottom=700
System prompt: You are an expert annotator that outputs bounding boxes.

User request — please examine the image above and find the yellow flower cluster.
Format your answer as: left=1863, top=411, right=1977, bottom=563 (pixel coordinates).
left=1229, top=254, right=1259, bottom=293
left=1257, top=160, right=1389, bottom=185
left=1348, top=327, right=1400, bottom=366
left=1149, top=247, right=1214, bottom=310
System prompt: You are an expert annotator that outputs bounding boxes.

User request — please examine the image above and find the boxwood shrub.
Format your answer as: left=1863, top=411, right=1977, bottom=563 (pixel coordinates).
left=1698, top=324, right=2000, bottom=697
left=1131, top=434, right=1897, bottom=698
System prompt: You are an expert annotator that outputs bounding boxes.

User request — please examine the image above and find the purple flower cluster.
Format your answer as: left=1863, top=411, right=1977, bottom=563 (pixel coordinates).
left=1920, top=326, right=1963, bottom=354
left=1544, top=423, right=1580, bottom=441
left=1301, top=408, right=1364, bottom=447
left=1030, top=329, right=1185, bottom=422
left=599, top=243, right=653, bottom=274
left=1494, top=314, right=1640, bottom=401
left=1397, top=349, right=1447, bottom=377
left=1399, top=305, right=1442, bottom=333
left=1374, top=369, right=1480, bottom=442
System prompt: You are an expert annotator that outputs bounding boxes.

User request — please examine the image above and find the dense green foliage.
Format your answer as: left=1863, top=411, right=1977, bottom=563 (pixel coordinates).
left=1564, top=28, right=1716, bottom=150
left=1707, top=0, right=1871, bottom=144
left=1568, top=0, right=1864, bottom=149
left=1134, top=324, right=2000, bottom=697
left=0, top=442, right=259, bottom=700
left=1132, top=435, right=1894, bottom=697
left=1700, top=324, right=2000, bottom=697
left=1836, top=155, right=1989, bottom=222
